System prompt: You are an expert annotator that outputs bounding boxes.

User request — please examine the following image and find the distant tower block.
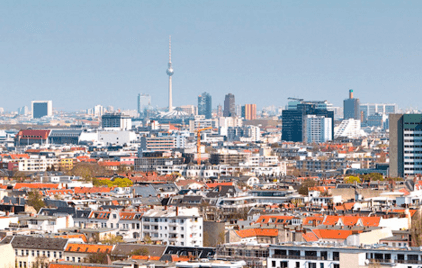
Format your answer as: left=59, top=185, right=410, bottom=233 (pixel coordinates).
left=166, top=36, right=174, bottom=112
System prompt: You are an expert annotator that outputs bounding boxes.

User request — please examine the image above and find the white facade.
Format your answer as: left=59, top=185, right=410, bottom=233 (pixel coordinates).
left=142, top=206, right=203, bottom=247
left=98, top=130, right=136, bottom=146
left=403, top=129, right=422, bottom=176
left=306, top=115, right=332, bottom=143
left=334, top=118, right=361, bottom=139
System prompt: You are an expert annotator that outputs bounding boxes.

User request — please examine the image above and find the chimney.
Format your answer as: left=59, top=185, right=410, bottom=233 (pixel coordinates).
left=176, top=206, right=179, bottom=216
left=349, top=89, right=353, bottom=99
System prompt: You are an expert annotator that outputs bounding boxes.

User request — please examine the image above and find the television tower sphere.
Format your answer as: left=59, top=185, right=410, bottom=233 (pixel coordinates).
left=166, top=66, right=174, bottom=76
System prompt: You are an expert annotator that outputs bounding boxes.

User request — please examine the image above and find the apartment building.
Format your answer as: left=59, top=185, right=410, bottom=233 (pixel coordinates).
left=142, top=206, right=203, bottom=247
left=268, top=242, right=422, bottom=268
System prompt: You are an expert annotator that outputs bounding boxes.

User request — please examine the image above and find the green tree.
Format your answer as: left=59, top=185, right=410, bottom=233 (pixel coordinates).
left=27, top=190, right=45, bottom=212
left=298, top=179, right=317, bottom=195
left=130, top=248, right=149, bottom=256
left=344, top=176, right=361, bottom=184
left=100, top=234, right=124, bottom=244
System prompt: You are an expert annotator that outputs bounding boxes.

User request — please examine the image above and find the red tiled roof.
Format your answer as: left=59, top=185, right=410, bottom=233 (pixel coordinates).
left=65, top=243, right=113, bottom=253
left=235, top=228, right=278, bottom=238
left=14, top=183, right=60, bottom=190
left=206, top=182, right=233, bottom=188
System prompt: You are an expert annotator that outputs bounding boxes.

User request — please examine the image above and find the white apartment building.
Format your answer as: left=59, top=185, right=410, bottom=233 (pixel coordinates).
left=306, top=115, right=332, bottom=143
left=142, top=206, right=203, bottom=247
left=268, top=242, right=422, bottom=268
left=19, top=215, right=74, bottom=233
left=17, top=156, right=60, bottom=172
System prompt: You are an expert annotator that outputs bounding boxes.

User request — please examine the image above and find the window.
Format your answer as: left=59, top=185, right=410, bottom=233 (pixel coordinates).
left=37, top=250, right=40, bottom=256
left=26, top=250, right=29, bottom=256
left=320, top=264, right=324, bottom=268
left=47, top=251, right=50, bottom=257
left=53, top=251, right=56, bottom=258
left=272, top=261, right=276, bottom=267
left=32, top=250, right=35, bottom=257
left=113, top=214, right=117, bottom=219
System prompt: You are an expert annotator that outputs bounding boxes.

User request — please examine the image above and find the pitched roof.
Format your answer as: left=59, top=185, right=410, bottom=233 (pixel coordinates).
left=65, top=243, right=113, bottom=253
left=14, top=183, right=60, bottom=190
left=312, top=229, right=362, bottom=240
left=5, top=235, right=68, bottom=250
left=255, top=215, right=294, bottom=224
left=302, top=232, right=319, bottom=242
left=235, top=228, right=278, bottom=238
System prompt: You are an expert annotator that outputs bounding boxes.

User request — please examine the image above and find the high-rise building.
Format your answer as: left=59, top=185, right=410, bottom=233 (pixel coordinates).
left=360, top=103, right=397, bottom=122
left=343, top=89, right=360, bottom=120
left=282, top=100, right=334, bottom=143
left=217, top=104, right=223, bottom=117
left=223, top=93, right=235, bottom=117
left=18, top=106, right=29, bottom=115
left=137, top=94, right=151, bottom=114
left=389, top=114, right=422, bottom=178
left=334, top=119, right=361, bottom=139
left=31, top=100, right=52, bottom=119
left=305, top=115, right=332, bottom=143
left=198, top=92, right=212, bottom=119
left=241, top=104, right=257, bottom=120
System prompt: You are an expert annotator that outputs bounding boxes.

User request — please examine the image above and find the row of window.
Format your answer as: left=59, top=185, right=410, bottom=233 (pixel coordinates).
left=15, top=249, right=62, bottom=258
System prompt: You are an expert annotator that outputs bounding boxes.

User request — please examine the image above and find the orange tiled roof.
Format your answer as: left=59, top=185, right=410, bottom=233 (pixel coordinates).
left=255, top=215, right=294, bottom=224
left=74, top=187, right=111, bottom=194
left=236, top=228, right=278, bottom=238
left=55, top=234, right=87, bottom=243
left=206, top=182, right=233, bottom=188
left=313, top=229, right=362, bottom=240
left=14, top=183, right=60, bottom=190
left=302, top=216, right=324, bottom=226
left=65, top=243, right=113, bottom=253
left=302, top=232, right=319, bottom=242
left=132, top=255, right=161, bottom=261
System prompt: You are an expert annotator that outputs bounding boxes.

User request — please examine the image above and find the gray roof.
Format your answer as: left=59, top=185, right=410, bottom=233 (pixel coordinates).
left=3, top=235, right=68, bottom=250
left=132, top=185, right=158, bottom=197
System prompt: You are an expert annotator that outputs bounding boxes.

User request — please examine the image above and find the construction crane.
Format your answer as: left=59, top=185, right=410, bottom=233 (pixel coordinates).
left=196, top=126, right=212, bottom=165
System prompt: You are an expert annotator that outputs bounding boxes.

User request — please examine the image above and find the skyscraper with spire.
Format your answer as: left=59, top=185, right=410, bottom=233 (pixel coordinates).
left=166, top=36, right=174, bottom=112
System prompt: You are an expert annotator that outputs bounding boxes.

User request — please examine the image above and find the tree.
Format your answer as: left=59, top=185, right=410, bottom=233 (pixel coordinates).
left=411, top=210, right=422, bottom=247
left=100, top=234, right=124, bottom=244
left=88, top=252, right=109, bottom=264
left=298, top=179, right=317, bottom=195
left=93, top=178, right=133, bottom=187
left=143, top=234, right=153, bottom=244
left=69, top=162, right=111, bottom=180
left=130, top=248, right=149, bottom=256
left=344, top=176, right=361, bottom=184
left=27, top=190, right=45, bottom=212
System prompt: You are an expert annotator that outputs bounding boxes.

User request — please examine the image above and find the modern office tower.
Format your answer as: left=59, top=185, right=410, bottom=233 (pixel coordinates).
left=217, top=104, right=223, bottom=117
left=360, top=103, right=397, bottom=122
left=166, top=36, right=174, bottom=112
left=389, top=114, right=422, bottom=178
left=223, top=93, right=236, bottom=117
left=241, top=104, right=257, bottom=120
left=101, top=113, right=132, bottom=131
left=334, top=119, right=361, bottom=139
left=306, top=115, right=332, bottom=143
left=343, top=89, right=360, bottom=120
left=31, top=100, right=52, bottom=119
left=137, top=94, right=151, bottom=114
left=198, top=92, right=212, bottom=119
left=18, top=106, right=29, bottom=115
left=282, top=100, right=334, bottom=143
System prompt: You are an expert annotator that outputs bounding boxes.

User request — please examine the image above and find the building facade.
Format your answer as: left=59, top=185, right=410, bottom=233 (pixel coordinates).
left=31, top=100, right=53, bottom=119
left=389, top=113, right=422, bottom=178
left=198, top=92, right=212, bottom=119
left=223, top=93, right=236, bottom=117
left=242, top=104, right=257, bottom=120
left=343, top=89, right=360, bottom=120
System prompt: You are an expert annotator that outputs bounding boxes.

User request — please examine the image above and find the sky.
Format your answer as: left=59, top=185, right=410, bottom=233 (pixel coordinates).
left=1, top=0, right=422, bottom=112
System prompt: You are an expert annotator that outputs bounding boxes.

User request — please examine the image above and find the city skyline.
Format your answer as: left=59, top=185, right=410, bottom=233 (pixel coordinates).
left=1, top=1, right=422, bottom=112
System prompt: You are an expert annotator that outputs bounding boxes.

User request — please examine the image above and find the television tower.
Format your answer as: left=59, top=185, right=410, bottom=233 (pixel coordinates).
left=166, top=36, right=174, bottom=112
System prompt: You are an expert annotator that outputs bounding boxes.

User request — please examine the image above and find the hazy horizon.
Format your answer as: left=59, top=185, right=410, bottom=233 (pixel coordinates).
left=1, top=1, right=422, bottom=112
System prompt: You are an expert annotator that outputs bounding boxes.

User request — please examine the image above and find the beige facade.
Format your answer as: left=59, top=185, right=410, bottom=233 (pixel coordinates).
left=0, top=243, right=15, bottom=268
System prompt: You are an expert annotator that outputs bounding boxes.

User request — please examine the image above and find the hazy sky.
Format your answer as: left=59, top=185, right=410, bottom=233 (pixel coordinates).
left=1, top=1, right=422, bottom=112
